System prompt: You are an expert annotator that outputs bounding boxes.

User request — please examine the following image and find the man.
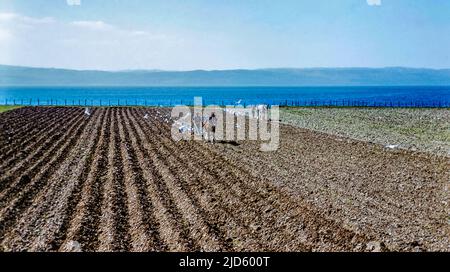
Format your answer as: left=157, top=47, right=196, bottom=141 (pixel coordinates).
left=204, top=113, right=217, bottom=143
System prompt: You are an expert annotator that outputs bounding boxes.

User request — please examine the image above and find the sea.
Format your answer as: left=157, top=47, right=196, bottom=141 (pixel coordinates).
left=0, top=86, right=449, bottom=107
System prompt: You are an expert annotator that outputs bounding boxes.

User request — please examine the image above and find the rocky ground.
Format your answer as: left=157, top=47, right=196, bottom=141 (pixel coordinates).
left=211, top=122, right=449, bottom=251
left=0, top=107, right=448, bottom=252
left=281, top=107, right=450, bottom=157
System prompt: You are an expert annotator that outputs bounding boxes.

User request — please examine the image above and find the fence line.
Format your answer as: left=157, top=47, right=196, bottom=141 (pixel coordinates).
left=0, top=98, right=449, bottom=108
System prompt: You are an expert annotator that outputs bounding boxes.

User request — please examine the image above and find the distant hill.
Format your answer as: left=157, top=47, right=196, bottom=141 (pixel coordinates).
left=1, top=65, right=450, bottom=86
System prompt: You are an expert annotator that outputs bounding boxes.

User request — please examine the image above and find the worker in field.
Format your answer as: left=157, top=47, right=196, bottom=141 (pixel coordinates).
left=204, top=112, right=217, bottom=143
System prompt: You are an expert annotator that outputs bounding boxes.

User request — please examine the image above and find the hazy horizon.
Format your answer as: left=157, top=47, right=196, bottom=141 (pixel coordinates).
left=2, top=64, right=450, bottom=73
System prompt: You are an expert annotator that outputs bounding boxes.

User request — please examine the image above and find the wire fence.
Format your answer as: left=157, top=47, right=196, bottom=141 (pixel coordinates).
left=1, top=98, right=449, bottom=108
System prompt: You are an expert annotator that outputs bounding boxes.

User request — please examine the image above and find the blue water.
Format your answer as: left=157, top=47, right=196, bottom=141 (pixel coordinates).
left=0, top=86, right=449, bottom=107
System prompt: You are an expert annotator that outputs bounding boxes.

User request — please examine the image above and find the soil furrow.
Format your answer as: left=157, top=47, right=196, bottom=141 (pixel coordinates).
left=130, top=109, right=266, bottom=251
left=0, top=111, right=86, bottom=204
left=133, top=109, right=275, bottom=251
left=0, top=107, right=446, bottom=252
left=215, top=124, right=449, bottom=251
left=139, top=108, right=368, bottom=251
left=0, top=109, right=103, bottom=251
left=117, top=109, right=165, bottom=251
left=124, top=109, right=194, bottom=251
left=50, top=109, right=107, bottom=251
left=62, top=108, right=112, bottom=251
left=0, top=109, right=90, bottom=242
left=31, top=109, right=104, bottom=251
left=128, top=109, right=224, bottom=251
left=0, top=107, right=54, bottom=138
left=195, top=139, right=368, bottom=251
left=0, top=110, right=84, bottom=193
left=98, top=109, right=132, bottom=251
left=0, top=108, right=66, bottom=154
left=0, top=108, right=79, bottom=168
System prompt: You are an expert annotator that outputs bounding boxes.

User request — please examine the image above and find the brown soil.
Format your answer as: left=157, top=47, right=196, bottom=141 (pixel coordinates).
left=0, top=107, right=448, bottom=252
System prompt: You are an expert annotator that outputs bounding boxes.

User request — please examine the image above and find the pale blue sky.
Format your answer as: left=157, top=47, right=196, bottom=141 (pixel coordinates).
left=0, top=0, right=449, bottom=70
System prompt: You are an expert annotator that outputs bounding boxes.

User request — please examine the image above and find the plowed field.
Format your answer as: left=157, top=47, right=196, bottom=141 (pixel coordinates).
left=0, top=107, right=448, bottom=252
